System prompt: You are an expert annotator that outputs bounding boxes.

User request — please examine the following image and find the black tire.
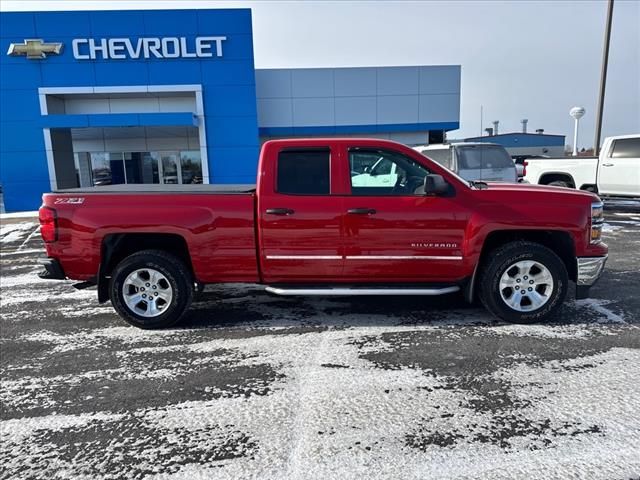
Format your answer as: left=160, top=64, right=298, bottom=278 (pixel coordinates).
left=479, top=241, right=568, bottom=324
left=110, top=249, right=193, bottom=329
left=548, top=180, right=571, bottom=188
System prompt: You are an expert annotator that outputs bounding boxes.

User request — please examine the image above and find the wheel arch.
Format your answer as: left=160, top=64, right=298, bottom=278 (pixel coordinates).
left=579, top=183, right=598, bottom=193
left=465, top=229, right=576, bottom=303
left=539, top=172, right=576, bottom=188
left=98, top=233, right=194, bottom=303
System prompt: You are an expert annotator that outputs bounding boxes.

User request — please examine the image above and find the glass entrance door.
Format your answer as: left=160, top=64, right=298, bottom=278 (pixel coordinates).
left=158, top=152, right=181, bottom=184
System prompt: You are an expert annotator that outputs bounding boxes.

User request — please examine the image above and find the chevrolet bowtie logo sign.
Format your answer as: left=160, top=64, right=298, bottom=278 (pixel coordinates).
left=7, top=39, right=63, bottom=59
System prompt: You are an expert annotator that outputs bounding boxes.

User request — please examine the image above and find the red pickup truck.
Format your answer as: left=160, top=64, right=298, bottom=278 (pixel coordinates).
left=38, top=138, right=608, bottom=329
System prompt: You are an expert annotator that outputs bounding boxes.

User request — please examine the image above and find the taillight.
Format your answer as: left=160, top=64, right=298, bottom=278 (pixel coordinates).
left=523, top=161, right=528, bottom=177
left=590, top=201, right=604, bottom=244
left=39, top=207, right=58, bottom=243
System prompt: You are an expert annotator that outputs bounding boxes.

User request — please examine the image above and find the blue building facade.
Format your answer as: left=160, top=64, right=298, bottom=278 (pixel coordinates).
left=0, top=8, right=461, bottom=212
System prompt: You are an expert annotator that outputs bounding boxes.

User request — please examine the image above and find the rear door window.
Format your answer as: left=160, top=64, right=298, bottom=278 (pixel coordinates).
left=610, top=138, right=640, bottom=158
left=276, top=149, right=330, bottom=195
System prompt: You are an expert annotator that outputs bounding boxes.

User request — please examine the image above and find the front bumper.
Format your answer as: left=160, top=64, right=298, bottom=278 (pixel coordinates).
left=577, top=255, right=608, bottom=286
left=575, top=255, right=607, bottom=299
left=38, top=257, right=66, bottom=280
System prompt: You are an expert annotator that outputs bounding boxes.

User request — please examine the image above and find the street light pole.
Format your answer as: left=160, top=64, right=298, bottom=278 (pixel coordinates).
left=594, top=0, right=614, bottom=156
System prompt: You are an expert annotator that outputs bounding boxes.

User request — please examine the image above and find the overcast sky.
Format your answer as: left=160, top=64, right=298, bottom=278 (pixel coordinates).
left=3, top=0, right=639, bottom=147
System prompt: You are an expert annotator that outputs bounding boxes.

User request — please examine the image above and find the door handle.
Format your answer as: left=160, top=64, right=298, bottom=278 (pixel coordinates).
left=265, top=208, right=294, bottom=216
left=347, top=208, right=377, bottom=215
left=602, top=163, right=614, bottom=167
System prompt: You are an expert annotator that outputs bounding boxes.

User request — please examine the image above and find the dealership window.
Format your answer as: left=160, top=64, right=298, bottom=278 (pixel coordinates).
left=74, top=150, right=202, bottom=186
left=125, top=152, right=160, bottom=184
left=181, top=151, right=204, bottom=184
left=91, top=152, right=126, bottom=186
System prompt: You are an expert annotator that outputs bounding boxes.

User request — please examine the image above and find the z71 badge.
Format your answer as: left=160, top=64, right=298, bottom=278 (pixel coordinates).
left=54, top=197, right=85, bottom=205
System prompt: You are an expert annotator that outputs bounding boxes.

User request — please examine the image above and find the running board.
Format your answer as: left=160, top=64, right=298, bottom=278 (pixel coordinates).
left=264, top=286, right=460, bottom=296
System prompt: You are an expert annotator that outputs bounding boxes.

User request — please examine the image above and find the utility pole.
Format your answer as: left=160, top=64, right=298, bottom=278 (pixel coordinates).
left=594, top=0, right=614, bottom=155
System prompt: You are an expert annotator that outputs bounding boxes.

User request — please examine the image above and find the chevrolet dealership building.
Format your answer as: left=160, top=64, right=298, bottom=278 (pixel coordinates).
left=0, top=9, right=461, bottom=212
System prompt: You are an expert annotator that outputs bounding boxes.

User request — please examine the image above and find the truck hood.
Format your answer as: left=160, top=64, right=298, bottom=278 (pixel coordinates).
left=486, top=182, right=597, bottom=198
left=480, top=182, right=599, bottom=201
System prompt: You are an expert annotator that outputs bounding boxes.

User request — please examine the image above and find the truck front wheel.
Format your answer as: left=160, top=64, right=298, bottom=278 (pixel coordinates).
left=110, top=250, right=193, bottom=329
left=479, top=241, right=568, bottom=323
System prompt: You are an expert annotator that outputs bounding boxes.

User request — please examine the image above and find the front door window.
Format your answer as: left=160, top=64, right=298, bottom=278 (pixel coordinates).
left=349, top=148, right=430, bottom=196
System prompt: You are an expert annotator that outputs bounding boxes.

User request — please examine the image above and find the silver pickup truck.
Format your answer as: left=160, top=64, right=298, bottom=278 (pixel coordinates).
left=414, top=142, right=518, bottom=183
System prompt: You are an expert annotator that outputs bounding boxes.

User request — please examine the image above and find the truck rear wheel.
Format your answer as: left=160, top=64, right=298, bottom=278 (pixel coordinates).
left=479, top=241, right=567, bottom=324
left=110, top=250, right=193, bottom=329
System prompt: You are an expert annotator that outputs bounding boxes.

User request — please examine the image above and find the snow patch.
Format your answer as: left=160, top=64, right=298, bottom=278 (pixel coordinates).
left=0, top=222, right=36, bottom=244
left=574, top=298, right=626, bottom=324
left=601, top=223, right=622, bottom=233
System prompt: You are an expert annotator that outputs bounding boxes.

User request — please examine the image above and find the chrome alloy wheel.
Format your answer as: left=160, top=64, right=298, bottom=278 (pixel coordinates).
left=122, top=268, right=173, bottom=317
left=498, top=260, right=554, bottom=312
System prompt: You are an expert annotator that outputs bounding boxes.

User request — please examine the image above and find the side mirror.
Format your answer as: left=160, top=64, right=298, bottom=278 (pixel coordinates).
left=423, top=174, right=449, bottom=195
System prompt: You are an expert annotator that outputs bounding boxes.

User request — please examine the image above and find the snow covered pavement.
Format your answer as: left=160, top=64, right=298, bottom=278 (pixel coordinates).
left=1, top=213, right=639, bottom=479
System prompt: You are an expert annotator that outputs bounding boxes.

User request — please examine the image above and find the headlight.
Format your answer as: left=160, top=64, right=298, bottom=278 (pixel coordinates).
left=590, top=201, right=604, bottom=244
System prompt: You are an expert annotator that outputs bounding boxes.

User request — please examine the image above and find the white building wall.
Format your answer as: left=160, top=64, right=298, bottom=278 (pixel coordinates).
left=72, top=127, right=200, bottom=152
left=46, top=93, right=196, bottom=115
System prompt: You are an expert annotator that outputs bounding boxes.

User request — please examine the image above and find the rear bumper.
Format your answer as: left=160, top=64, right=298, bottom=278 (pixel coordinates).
left=38, top=257, right=66, bottom=280
left=575, top=255, right=607, bottom=299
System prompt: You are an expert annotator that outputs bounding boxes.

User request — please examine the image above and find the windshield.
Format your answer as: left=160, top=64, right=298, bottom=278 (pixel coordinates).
left=457, top=145, right=514, bottom=169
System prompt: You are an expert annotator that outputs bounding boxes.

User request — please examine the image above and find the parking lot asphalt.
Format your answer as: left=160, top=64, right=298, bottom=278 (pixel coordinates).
left=1, top=208, right=639, bottom=480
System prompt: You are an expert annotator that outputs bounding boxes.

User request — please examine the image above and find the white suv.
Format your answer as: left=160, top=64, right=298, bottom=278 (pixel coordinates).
left=414, top=142, right=517, bottom=183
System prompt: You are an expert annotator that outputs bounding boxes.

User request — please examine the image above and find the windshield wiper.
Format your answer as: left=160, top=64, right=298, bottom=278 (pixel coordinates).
left=469, top=180, right=489, bottom=189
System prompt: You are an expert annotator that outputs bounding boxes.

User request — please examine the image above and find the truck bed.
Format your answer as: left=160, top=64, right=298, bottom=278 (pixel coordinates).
left=43, top=187, right=259, bottom=283
left=55, top=184, right=256, bottom=194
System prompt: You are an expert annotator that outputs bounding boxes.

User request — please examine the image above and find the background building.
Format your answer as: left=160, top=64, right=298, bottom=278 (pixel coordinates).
left=464, top=132, right=566, bottom=157
left=0, top=9, right=461, bottom=212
